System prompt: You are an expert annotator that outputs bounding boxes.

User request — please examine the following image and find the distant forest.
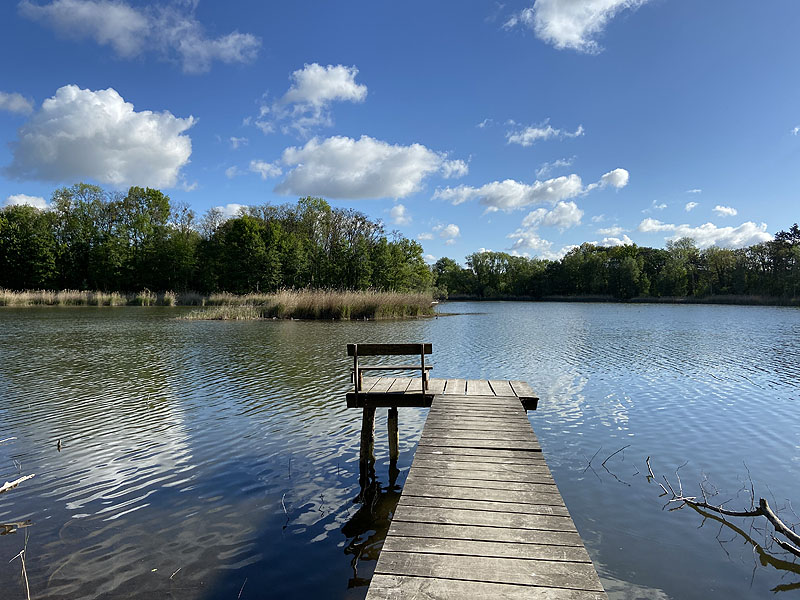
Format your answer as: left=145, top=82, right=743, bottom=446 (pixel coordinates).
left=1, top=183, right=798, bottom=302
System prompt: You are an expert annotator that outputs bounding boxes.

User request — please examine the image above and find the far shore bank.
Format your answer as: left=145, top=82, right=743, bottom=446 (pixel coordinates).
left=444, top=293, right=800, bottom=307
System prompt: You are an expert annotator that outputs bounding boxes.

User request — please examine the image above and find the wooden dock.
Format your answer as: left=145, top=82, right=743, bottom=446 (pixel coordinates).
left=358, top=385, right=607, bottom=599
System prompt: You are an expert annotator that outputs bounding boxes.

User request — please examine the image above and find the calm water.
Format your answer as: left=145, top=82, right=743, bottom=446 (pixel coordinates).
left=1, top=302, right=799, bottom=599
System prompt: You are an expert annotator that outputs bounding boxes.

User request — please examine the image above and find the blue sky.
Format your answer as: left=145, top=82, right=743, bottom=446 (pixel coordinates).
left=1, top=0, right=798, bottom=263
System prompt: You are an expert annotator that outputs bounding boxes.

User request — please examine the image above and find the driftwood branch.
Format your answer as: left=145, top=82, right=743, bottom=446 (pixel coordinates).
left=650, top=458, right=800, bottom=558
left=0, top=474, right=35, bottom=495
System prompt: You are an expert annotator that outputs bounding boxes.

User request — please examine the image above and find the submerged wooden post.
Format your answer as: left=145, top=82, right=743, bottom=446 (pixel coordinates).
left=387, top=406, right=399, bottom=462
left=359, top=406, right=376, bottom=467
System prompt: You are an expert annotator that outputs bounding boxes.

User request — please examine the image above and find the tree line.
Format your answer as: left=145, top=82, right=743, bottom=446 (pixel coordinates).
left=433, top=228, right=800, bottom=300
left=0, top=184, right=431, bottom=293
left=1, top=182, right=797, bottom=302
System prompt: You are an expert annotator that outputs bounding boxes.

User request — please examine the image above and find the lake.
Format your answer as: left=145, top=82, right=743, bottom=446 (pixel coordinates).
left=1, top=302, right=799, bottom=599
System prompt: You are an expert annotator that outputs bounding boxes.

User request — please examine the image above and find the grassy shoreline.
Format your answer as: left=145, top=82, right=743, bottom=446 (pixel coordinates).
left=0, top=288, right=436, bottom=320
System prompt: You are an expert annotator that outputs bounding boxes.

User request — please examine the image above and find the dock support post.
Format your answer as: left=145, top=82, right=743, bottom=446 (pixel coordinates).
left=388, top=406, right=399, bottom=463
left=359, top=406, right=376, bottom=470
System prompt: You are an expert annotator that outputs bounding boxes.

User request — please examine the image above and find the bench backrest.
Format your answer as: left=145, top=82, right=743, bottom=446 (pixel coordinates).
left=347, top=343, right=432, bottom=356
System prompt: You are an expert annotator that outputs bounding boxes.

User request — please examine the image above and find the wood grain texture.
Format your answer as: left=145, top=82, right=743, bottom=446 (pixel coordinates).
left=363, top=391, right=607, bottom=599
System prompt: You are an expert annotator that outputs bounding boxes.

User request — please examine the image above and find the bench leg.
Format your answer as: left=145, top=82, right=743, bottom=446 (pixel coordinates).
left=388, top=406, right=399, bottom=463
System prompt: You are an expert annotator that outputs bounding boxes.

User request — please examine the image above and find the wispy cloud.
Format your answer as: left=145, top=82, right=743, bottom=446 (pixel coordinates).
left=0, top=91, right=34, bottom=115
left=506, top=119, right=584, bottom=147
left=252, top=63, right=367, bottom=137
left=684, top=201, right=699, bottom=212
left=19, top=0, right=261, bottom=73
left=712, top=205, right=737, bottom=217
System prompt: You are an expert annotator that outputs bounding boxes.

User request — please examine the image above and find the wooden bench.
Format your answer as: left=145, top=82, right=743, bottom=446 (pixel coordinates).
left=348, top=343, right=432, bottom=395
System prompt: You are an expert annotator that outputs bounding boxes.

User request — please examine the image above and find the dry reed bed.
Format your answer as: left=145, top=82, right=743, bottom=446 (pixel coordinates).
left=187, top=290, right=435, bottom=320
left=0, top=289, right=205, bottom=307
left=0, top=289, right=435, bottom=319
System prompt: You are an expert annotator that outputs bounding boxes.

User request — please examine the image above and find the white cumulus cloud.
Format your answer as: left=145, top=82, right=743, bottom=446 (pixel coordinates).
left=5, top=85, right=195, bottom=188
left=505, top=0, right=650, bottom=53
left=637, top=218, right=772, bottom=248
left=255, top=63, right=367, bottom=136
left=249, top=159, right=281, bottom=180
left=274, top=135, right=466, bottom=199
left=19, top=0, right=260, bottom=73
left=597, top=225, right=626, bottom=236
left=506, top=121, right=584, bottom=147
left=390, top=203, right=411, bottom=226
left=3, top=193, right=48, bottom=209
left=521, top=201, right=583, bottom=230
left=433, top=167, right=628, bottom=211
left=0, top=91, right=34, bottom=115
left=600, top=234, right=634, bottom=246
left=713, top=205, right=737, bottom=217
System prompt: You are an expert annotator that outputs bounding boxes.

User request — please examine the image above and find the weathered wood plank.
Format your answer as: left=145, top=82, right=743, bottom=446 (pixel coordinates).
left=404, top=474, right=556, bottom=494
left=419, top=428, right=538, bottom=442
left=368, top=574, right=608, bottom=600
left=382, top=535, right=591, bottom=563
left=374, top=552, right=604, bottom=592
left=411, top=455, right=550, bottom=472
left=415, top=447, right=544, bottom=460
left=400, top=481, right=565, bottom=506
left=442, top=378, right=466, bottom=395
left=488, top=380, right=515, bottom=396
left=510, top=380, right=537, bottom=399
left=417, top=437, right=541, bottom=452
left=348, top=343, right=432, bottom=356
left=397, top=495, right=570, bottom=517
left=407, top=465, right=555, bottom=485
left=369, top=377, right=396, bottom=392
left=466, top=379, right=494, bottom=396
left=387, top=521, right=584, bottom=547
left=392, top=503, right=576, bottom=532
left=427, top=378, right=446, bottom=394
left=413, top=449, right=547, bottom=465
left=388, top=377, right=413, bottom=393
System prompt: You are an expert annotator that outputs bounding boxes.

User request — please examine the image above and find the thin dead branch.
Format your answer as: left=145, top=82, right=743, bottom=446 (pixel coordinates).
left=0, top=474, right=35, bottom=495
left=650, top=458, right=800, bottom=558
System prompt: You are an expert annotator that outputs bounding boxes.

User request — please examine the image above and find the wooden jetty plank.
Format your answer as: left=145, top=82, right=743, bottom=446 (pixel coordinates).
left=510, top=380, right=536, bottom=399
left=392, top=504, right=576, bottom=532
left=364, top=388, right=607, bottom=599
left=388, top=377, right=413, bottom=393
left=369, top=377, right=396, bottom=393
left=417, top=437, right=541, bottom=452
left=466, top=379, right=494, bottom=396
left=427, top=378, right=446, bottom=394
left=369, top=574, right=608, bottom=600
left=383, top=535, right=591, bottom=563
left=407, top=466, right=555, bottom=485
left=374, top=552, right=605, bottom=592
left=388, top=521, right=584, bottom=547
left=410, top=455, right=551, bottom=473
left=442, top=378, right=466, bottom=395
left=489, top=379, right=515, bottom=396
left=398, top=495, right=570, bottom=517
left=400, top=481, right=565, bottom=506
